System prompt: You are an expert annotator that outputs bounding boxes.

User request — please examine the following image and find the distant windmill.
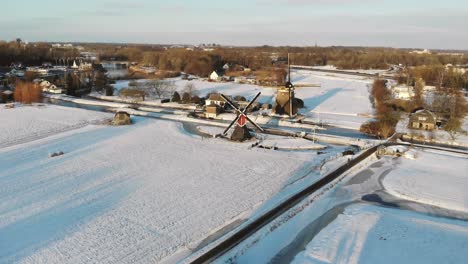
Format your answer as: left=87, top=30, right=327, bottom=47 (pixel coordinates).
left=221, top=92, right=264, bottom=141
left=273, top=53, right=320, bottom=118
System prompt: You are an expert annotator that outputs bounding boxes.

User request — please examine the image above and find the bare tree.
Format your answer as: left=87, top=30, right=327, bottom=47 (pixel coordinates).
left=436, top=68, right=446, bottom=91
left=412, top=78, right=425, bottom=108
left=142, top=79, right=175, bottom=99
left=444, top=118, right=462, bottom=140
left=183, top=82, right=198, bottom=98
left=14, top=81, right=42, bottom=104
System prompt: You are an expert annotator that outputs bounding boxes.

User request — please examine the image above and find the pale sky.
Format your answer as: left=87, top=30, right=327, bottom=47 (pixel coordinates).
left=1, top=0, right=467, bottom=49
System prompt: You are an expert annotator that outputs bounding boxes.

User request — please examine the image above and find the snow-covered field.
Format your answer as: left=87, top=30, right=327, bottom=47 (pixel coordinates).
left=383, top=149, right=468, bottom=213
left=219, top=147, right=468, bottom=263
left=0, top=104, right=111, bottom=148
left=292, top=71, right=374, bottom=129
left=0, top=105, right=329, bottom=263
left=112, top=70, right=374, bottom=129
left=292, top=203, right=468, bottom=264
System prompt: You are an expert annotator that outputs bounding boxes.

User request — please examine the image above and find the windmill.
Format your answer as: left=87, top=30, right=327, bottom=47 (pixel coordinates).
left=221, top=92, right=264, bottom=141
left=273, top=53, right=320, bottom=118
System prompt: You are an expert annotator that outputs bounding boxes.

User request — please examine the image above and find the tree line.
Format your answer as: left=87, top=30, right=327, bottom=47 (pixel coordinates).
left=0, top=40, right=79, bottom=66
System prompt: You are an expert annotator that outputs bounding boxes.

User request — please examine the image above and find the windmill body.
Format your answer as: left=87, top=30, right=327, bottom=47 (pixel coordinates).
left=274, top=86, right=297, bottom=117
left=221, top=92, right=264, bottom=142
left=273, top=54, right=299, bottom=118
left=271, top=54, right=320, bottom=117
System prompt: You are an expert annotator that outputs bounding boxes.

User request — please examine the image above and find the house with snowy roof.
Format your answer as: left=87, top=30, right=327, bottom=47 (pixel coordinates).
left=209, top=71, right=221, bottom=81
left=409, top=109, right=437, bottom=130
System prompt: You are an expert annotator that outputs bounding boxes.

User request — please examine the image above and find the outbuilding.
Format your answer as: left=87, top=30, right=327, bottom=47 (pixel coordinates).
left=409, top=109, right=437, bottom=130
left=112, top=111, right=132, bottom=126
left=205, top=104, right=221, bottom=118
left=209, top=71, right=221, bottom=81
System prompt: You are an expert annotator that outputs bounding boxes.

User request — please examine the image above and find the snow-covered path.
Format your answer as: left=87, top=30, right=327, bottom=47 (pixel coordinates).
left=0, top=116, right=315, bottom=263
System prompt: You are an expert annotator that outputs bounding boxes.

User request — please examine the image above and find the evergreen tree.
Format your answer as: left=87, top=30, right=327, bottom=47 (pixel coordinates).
left=172, top=91, right=181, bottom=102
left=65, top=73, right=75, bottom=96
left=94, top=71, right=107, bottom=93
left=105, top=85, right=114, bottom=96
left=181, top=92, right=190, bottom=103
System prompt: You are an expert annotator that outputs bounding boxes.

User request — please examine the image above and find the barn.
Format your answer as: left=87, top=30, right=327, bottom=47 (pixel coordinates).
left=409, top=109, right=437, bottom=130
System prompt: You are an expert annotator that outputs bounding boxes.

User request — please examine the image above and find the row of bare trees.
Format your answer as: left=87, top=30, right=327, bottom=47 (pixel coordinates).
left=13, top=81, right=42, bottom=104
left=361, top=80, right=400, bottom=138
left=91, top=43, right=468, bottom=73
left=0, top=40, right=79, bottom=66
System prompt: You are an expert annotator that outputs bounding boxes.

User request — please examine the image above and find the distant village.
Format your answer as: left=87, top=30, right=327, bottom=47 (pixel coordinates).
left=1, top=40, right=467, bottom=142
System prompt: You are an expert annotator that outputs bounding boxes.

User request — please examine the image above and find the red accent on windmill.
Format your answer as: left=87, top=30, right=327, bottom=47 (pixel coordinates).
left=220, top=92, right=264, bottom=138
left=237, top=114, right=247, bottom=127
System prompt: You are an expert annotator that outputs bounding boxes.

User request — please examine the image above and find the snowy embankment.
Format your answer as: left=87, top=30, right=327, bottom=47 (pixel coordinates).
left=88, top=93, right=197, bottom=110
left=45, top=94, right=129, bottom=108
left=383, top=149, right=468, bottom=213
left=0, top=104, right=111, bottom=148
left=259, top=136, right=326, bottom=150
left=196, top=126, right=326, bottom=150
left=0, top=113, right=317, bottom=263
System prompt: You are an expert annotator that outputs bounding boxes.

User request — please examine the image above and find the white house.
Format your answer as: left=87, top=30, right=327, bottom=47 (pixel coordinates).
left=79, top=62, right=93, bottom=71
left=392, top=85, right=414, bottom=100
left=209, top=71, right=221, bottom=81
left=42, top=85, right=63, bottom=94
left=410, top=49, right=431, bottom=55
left=39, top=80, right=51, bottom=88
left=37, top=79, right=63, bottom=94
left=205, top=93, right=232, bottom=107
left=445, top=64, right=467, bottom=74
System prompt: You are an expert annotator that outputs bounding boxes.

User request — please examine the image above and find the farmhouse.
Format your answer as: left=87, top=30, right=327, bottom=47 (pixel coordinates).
left=205, top=93, right=232, bottom=108
left=35, top=79, right=63, bottom=94
left=409, top=109, right=437, bottom=130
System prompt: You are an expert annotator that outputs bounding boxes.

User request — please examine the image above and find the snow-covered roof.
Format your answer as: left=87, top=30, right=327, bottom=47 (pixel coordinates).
left=411, top=109, right=437, bottom=122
